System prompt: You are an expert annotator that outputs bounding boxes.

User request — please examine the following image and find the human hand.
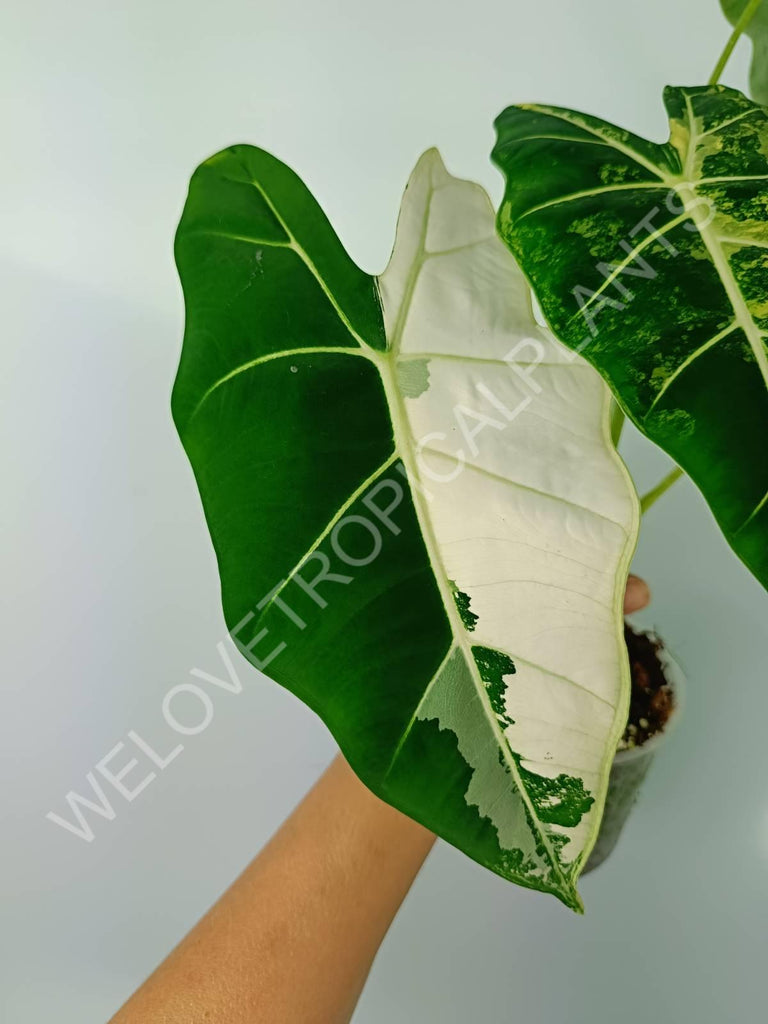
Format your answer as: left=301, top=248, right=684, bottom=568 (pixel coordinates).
left=623, top=574, right=650, bottom=615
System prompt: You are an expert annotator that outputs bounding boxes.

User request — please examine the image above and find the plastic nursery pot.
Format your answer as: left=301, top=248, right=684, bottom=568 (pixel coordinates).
left=583, top=638, right=685, bottom=874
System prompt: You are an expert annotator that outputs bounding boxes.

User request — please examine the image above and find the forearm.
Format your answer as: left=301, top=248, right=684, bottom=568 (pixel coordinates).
left=110, top=754, right=435, bottom=1024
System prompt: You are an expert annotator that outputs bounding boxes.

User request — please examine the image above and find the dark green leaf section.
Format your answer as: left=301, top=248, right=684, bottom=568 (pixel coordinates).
left=173, top=146, right=386, bottom=429
left=450, top=581, right=478, bottom=632
left=515, top=765, right=595, bottom=829
left=473, top=645, right=516, bottom=727
left=721, top=0, right=768, bottom=105
left=493, top=85, right=768, bottom=590
left=173, top=145, right=582, bottom=909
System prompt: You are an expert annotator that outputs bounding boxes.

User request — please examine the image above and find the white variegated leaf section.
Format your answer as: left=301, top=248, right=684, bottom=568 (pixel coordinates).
left=376, top=150, right=639, bottom=899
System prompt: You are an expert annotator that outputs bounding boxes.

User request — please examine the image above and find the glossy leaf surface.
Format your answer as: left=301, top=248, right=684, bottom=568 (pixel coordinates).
left=173, top=146, right=639, bottom=909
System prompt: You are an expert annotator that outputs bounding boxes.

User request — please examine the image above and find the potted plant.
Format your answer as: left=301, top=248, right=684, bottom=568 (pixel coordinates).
left=170, top=0, right=768, bottom=911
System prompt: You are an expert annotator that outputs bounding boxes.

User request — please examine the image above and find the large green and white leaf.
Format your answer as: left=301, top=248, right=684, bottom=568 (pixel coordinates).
left=173, top=146, right=639, bottom=910
left=493, top=84, right=768, bottom=590
left=721, top=0, right=768, bottom=105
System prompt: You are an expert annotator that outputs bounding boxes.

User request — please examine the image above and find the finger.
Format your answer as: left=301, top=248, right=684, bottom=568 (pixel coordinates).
left=623, top=574, right=650, bottom=614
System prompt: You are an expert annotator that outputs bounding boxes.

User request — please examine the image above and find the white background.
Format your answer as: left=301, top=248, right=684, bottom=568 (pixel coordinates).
left=3, top=1, right=767, bottom=1021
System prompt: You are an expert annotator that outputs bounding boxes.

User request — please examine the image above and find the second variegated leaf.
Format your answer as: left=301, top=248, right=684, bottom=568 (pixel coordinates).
left=493, top=84, right=768, bottom=590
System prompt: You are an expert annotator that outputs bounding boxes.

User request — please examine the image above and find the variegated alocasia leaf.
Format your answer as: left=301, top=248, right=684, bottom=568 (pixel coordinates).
left=720, top=0, right=768, bottom=105
left=493, top=84, right=768, bottom=590
left=173, top=146, right=638, bottom=910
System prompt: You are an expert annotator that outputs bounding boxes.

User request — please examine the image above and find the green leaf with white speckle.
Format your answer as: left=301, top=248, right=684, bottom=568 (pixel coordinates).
left=173, top=145, right=639, bottom=910
left=493, top=84, right=768, bottom=591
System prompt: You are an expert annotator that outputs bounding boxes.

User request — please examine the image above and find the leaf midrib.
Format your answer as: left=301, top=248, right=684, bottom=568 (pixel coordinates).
left=679, top=205, right=768, bottom=383
left=378, top=357, right=574, bottom=895
left=677, top=95, right=768, bottom=392
left=376, top=176, right=576, bottom=899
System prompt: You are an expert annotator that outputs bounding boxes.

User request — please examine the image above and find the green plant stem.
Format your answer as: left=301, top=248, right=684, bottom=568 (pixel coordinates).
left=610, top=401, right=625, bottom=447
left=640, top=466, right=684, bottom=515
left=709, top=0, right=763, bottom=85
